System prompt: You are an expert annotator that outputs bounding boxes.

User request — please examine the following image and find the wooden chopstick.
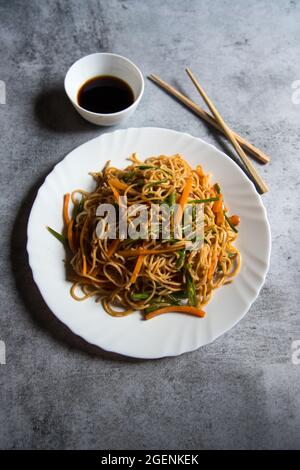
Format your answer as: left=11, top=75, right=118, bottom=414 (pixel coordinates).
left=148, top=74, right=269, bottom=165
left=185, top=68, right=268, bottom=194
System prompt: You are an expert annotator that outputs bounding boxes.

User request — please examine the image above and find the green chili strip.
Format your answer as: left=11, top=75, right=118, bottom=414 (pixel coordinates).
left=188, top=197, right=219, bottom=204
left=47, top=226, right=66, bottom=245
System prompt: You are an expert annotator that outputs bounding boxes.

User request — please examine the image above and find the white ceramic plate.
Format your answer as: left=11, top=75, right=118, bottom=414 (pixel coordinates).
left=27, top=127, right=271, bottom=359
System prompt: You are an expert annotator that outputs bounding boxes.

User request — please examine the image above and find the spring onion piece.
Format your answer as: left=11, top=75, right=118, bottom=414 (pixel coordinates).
left=166, top=191, right=176, bottom=207
left=214, top=183, right=221, bottom=194
left=47, top=226, right=67, bottom=245
left=122, top=171, right=137, bottom=182
left=225, top=214, right=238, bottom=233
left=188, top=197, right=219, bottom=203
left=131, top=292, right=150, bottom=301
left=186, top=269, right=197, bottom=307
left=176, top=249, right=186, bottom=268
left=73, top=198, right=85, bottom=218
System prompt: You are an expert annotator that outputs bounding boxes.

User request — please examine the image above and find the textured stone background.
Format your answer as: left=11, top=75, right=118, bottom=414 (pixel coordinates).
left=0, top=0, right=300, bottom=449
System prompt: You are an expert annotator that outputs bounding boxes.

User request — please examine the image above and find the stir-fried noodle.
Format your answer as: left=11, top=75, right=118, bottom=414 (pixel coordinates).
left=56, top=154, right=240, bottom=320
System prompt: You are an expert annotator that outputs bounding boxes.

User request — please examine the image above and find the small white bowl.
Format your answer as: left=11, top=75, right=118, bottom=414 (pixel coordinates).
left=64, top=53, right=144, bottom=126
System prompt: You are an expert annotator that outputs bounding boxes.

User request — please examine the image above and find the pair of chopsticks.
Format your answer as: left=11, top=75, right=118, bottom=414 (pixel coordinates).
left=149, top=71, right=269, bottom=194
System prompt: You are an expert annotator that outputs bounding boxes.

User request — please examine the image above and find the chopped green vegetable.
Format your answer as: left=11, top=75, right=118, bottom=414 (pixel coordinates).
left=73, top=198, right=85, bottom=218
left=47, top=226, right=66, bottom=245
left=165, top=191, right=176, bottom=207
left=122, top=171, right=137, bottom=182
left=176, top=249, right=186, bottom=268
left=186, top=269, right=197, bottom=307
left=214, top=183, right=221, bottom=194
left=188, top=197, right=219, bottom=203
left=192, top=204, right=196, bottom=221
left=131, top=292, right=150, bottom=301
left=225, top=214, right=238, bottom=233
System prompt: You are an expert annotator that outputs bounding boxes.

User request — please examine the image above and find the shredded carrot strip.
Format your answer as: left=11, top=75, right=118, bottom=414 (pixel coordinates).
left=107, top=239, right=120, bottom=258
left=129, top=254, right=144, bottom=285
left=108, top=181, right=120, bottom=203
left=67, top=219, right=76, bottom=253
left=216, top=211, right=224, bottom=225
left=109, top=177, right=138, bottom=195
left=82, top=255, right=87, bottom=275
left=145, top=305, right=205, bottom=320
left=175, top=176, right=193, bottom=224
left=118, top=244, right=186, bottom=258
left=212, top=193, right=223, bottom=213
left=63, top=193, right=71, bottom=226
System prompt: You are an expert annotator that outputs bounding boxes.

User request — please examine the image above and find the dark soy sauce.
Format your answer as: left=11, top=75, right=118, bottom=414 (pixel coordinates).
left=77, top=75, right=134, bottom=114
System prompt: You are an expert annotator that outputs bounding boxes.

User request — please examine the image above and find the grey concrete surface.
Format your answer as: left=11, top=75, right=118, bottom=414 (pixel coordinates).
left=0, top=0, right=300, bottom=450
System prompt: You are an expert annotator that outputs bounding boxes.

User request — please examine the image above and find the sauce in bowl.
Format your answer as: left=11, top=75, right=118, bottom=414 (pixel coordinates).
left=77, top=75, right=134, bottom=114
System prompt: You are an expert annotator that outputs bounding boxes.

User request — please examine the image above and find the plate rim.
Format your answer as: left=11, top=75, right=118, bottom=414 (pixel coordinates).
left=27, top=127, right=272, bottom=358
